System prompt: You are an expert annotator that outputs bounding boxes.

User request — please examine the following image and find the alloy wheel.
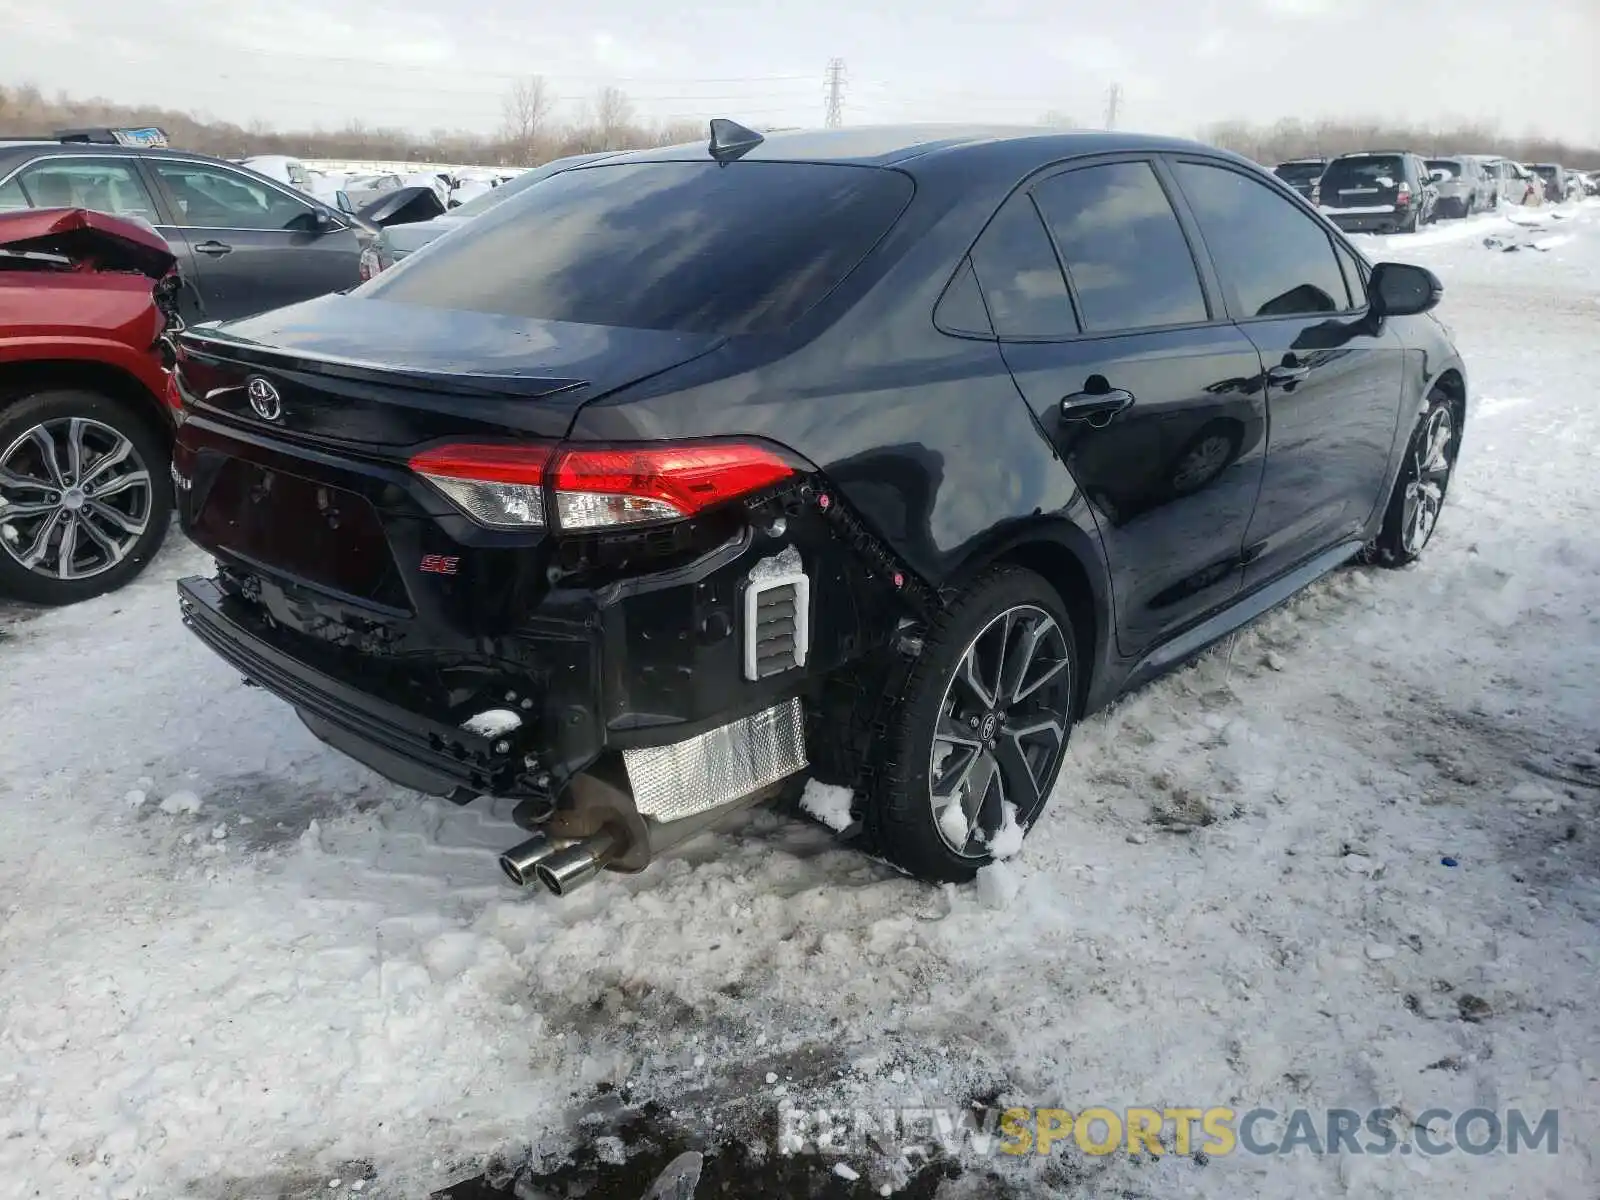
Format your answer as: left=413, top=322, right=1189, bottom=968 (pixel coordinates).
left=0, top=418, right=153, bottom=582
left=928, top=604, right=1073, bottom=857
left=1400, top=407, right=1454, bottom=555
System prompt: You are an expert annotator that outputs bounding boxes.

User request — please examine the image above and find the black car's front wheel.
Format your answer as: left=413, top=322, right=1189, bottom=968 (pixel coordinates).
left=1368, top=392, right=1458, bottom=567
left=0, top=389, right=171, bottom=605
left=867, top=567, right=1078, bottom=883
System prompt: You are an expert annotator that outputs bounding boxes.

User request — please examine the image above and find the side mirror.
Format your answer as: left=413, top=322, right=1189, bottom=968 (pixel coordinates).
left=312, top=208, right=340, bottom=232
left=336, top=190, right=355, bottom=215
left=1370, top=261, right=1442, bottom=317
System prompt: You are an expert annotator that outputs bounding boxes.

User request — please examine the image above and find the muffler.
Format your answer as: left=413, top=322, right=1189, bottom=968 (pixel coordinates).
left=533, top=830, right=619, bottom=896
left=498, top=832, right=558, bottom=887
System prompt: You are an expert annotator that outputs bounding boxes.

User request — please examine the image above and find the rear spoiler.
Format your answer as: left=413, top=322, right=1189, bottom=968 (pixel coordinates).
left=178, top=328, right=588, bottom=400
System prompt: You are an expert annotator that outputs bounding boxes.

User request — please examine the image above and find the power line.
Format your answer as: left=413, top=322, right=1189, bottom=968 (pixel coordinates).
left=824, top=58, right=846, bottom=129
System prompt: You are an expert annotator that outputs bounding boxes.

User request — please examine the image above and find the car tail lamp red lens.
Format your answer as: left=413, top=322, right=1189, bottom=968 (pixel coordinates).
left=409, top=442, right=553, bottom=529
left=550, top=443, right=796, bottom=530
left=408, top=440, right=798, bottom=532
left=1397, top=181, right=1412, bottom=207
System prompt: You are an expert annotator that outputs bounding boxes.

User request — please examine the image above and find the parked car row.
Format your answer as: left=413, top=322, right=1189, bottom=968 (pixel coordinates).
left=1274, top=149, right=1591, bottom=234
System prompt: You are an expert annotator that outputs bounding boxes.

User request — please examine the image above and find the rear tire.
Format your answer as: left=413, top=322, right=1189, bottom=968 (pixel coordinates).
left=1367, top=391, right=1458, bottom=568
left=0, top=389, right=171, bottom=605
left=865, top=567, right=1078, bottom=883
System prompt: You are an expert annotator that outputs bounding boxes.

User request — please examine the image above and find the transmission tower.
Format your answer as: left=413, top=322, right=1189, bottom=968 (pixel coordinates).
left=824, top=58, right=846, bottom=128
left=1104, top=82, right=1122, bottom=131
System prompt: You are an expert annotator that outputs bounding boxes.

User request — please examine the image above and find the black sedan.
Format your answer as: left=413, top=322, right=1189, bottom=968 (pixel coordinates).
left=168, top=123, right=1466, bottom=892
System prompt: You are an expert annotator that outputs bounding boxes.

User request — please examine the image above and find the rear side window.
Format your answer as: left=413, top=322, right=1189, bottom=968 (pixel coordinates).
left=968, top=192, right=1076, bottom=338
left=1173, top=161, right=1351, bottom=318
left=363, top=161, right=913, bottom=336
left=1425, top=159, right=1462, bottom=179
left=1031, top=161, right=1209, bottom=333
left=12, top=159, right=159, bottom=223
left=1274, top=162, right=1324, bottom=186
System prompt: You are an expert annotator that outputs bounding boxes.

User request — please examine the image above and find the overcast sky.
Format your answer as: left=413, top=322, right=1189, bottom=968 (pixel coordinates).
left=2, top=0, right=1596, bottom=144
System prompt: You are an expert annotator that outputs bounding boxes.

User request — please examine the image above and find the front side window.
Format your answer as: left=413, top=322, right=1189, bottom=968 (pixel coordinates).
left=13, top=159, right=159, bottom=222
left=1031, top=161, right=1209, bottom=333
left=0, top=177, right=27, bottom=211
left=149, top=161, right=316, bottom=231
left=363, top=160, right=913, bottom=336
left=1172, top=160, right=1351, bottom=318
left=967, top=191, right=1076, bottom=339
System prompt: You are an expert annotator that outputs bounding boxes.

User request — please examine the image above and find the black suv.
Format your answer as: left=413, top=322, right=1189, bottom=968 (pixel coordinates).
left=1317, top=151, right=1439, bottom=233
left=0, top=129, right=370, bottom=322
left=170, top=125, right=1466, bottom=893
left=1271, top=157, right=1326, bottom=200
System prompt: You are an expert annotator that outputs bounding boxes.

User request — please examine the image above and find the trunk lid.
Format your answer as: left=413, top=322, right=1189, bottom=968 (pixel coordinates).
left=176, top=293, right=727, bottom=446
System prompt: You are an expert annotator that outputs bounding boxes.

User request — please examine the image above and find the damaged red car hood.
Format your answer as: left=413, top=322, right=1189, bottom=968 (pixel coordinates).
left=0, top=207, right=176, bottom=279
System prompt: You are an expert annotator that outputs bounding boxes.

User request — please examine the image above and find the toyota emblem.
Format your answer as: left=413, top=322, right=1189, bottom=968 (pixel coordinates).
left=246, top=376, right=282, bottom=421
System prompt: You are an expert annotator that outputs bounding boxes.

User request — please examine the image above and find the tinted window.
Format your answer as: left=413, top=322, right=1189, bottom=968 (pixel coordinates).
left=150, top=161, right=314, bottom=230
left=1425, top=159, right=1462, bottom=179
left=1274, top=162, right=1324, bottom=185
left=934, top=258, right=994, bottom=337
left=1173, top=161, right=1350, bottom=318
left=1334, top=240, right=1368, bottom=307
left=364, top=161, right=912, bottom=335
left=1321, top=156, right=1406, bottom=193
left=1031, top=161, right=1208, bottom=333
left=14, top=159, right=158, bottom=222
left=968, top=192, right=1076, bottom=338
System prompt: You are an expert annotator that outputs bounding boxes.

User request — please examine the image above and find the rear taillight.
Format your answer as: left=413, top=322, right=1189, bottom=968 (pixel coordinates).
left=1311, top=180, right=1321, bottom=205
left=410, top=442, right=553, bottom=529
left=409, top=440, right=799, bottom=532
left=163, top=371, right=184, bottom=417
left=1396, top=181, right=1412, bottom=207
left=358, top=245, right=382, bottom=281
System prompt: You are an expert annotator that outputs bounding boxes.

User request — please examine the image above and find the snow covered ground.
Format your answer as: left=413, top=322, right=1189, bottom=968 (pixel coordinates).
left=3, top=202, right=1599, bottom=1200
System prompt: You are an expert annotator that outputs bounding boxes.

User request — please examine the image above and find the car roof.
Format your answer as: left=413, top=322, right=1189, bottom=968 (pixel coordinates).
left=594, top=124, right=1241, bottom=172
left=0, top=141, right=242, bottom=167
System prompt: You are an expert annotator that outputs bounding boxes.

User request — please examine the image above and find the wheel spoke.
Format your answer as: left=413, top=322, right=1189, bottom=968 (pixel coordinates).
left=86, top=499, right=147, bottom=536
left=0, top=465, right=56, bottom=496
left=65, top=418, right=87, bottom=484
left=86, top=469, right=150, bottom=501
left=75, top=514, right=127, bottom=565
left=954, top=643, right=997, bottom=710
left=964, top=751, right=1004, bottom=839
left=993, top=732, right=1042, bottom=813
left=56, top=516, right=79, bottom=579
left=936, top=712, right=983, bottom=750
left=1013, top=654, right=1069, bottom=707
left=932, top=743, right=980, bottom=800
left=19, top=509, right=64, bottom=569
left=0, top=498, right=58, bottom=518
left=79, top=438, right=134, bottom=489
left=26, top=426, right=66, bottom=488
left=999, top=614, right=1050, bottom=706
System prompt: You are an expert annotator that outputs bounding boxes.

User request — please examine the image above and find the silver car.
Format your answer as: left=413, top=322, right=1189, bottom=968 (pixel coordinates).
left=1425, top=157, right=1492, bottom=218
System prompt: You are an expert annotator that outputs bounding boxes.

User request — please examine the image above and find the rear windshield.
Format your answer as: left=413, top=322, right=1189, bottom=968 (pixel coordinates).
left=1534, top=165, right=1559, bottom=179
left=1321, top=156, right=1405, bottom=192
left=361, top=161, right=914, bottom=335
left=1274, top=162, right=1324, bottom=184
left=1425, top=159, right=1462, bottom=178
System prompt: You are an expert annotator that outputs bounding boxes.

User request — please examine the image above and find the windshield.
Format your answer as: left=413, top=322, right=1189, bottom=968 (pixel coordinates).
left=1274, top=162, right=1324, bottom=184
left=362, top=160, right=914, bottom=335
left=449, top=161, right=587, bottom=219
left=1425, top=159, right=1462, bottom=178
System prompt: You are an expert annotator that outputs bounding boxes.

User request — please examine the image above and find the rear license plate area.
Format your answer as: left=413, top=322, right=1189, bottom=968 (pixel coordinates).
left=196, top=460, right=406, bottom=606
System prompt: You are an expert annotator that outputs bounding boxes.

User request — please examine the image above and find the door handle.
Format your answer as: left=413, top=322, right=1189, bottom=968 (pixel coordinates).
left=1060, top=388, right=1135, bottom=426
left=194, top=240, right=233, bottom=257
left=1268, top=365, right=1310, bottom=385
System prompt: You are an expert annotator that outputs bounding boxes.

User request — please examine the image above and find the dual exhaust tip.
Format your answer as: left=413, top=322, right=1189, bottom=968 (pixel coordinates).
left=498, top=829, right=618, bottom=896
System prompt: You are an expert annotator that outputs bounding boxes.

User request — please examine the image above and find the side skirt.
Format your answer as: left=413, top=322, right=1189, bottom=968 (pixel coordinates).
left=1114, top=539, right=1365, bottom=698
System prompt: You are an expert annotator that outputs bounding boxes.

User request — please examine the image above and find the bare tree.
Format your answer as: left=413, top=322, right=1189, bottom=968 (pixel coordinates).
left=501, top=75, right=553, bottom=162
left=593, top=86, right=635, bottom=150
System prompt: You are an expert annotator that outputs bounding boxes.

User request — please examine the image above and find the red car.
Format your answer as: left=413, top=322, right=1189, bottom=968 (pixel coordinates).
left=0, top=208, right=181, bottom=604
